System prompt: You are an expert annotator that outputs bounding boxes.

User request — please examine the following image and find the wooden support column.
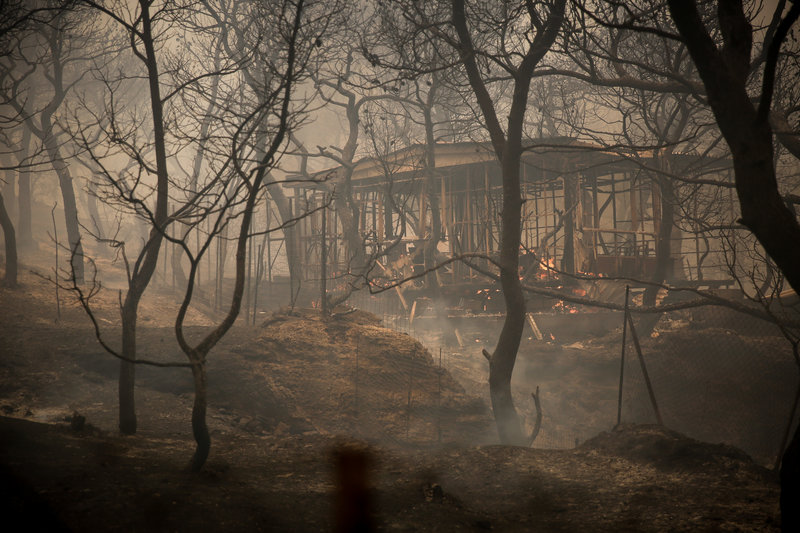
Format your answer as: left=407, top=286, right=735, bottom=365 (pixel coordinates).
left=562, top=175, right=577, bottom=274
left=377, top=192, right=384, bottom=246
left=465, top=170, right=472, bottom=254
left=419, top=182, right=427, bottom=239
left=484, top=164, right=490, bottom=255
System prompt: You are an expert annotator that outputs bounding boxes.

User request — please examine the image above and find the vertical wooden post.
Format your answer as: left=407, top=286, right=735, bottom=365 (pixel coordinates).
left=321, top=204, right=328, bottom=317
left=592, top=174, right=600, bottom=268
left=406, top=364, right=414, bottom=440
left=377, top=192, right=384, bottom=245
left=562, top=176, right=576, bottom=274
left=163, top=203, right=168, bottom=284
left=354, top=337, right=360, bottom=421
left=266, top=203, right=273, bottom=284
left=484, top=164, right=490, bottom=255
left=437, top=346, right=442, bottom=443
left=616, top=285, right=629, bottom=426
left=465, top=170, right=472, bottom=255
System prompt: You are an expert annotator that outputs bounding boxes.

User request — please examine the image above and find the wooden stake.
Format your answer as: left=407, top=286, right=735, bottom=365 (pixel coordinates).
left=526, top=313, right=543, bottom=341
left=627, top=310, right=663, bottom=425
left=454, top=328, right=464, bottom=348
left=616, top=285, right=629, bottom=426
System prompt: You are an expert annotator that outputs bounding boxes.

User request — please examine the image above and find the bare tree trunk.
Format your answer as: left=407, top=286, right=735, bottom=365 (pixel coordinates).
left=1, top=167, right=14, bottom=221
left=116, top=0, right=172, bottom=435
left=0, top=191, right=17, bottom=286
left=644, top=176, right=675, bottom=307
left=451, top=0, right=565, bottom=445
left=190, top=358, right=210, bottom=471
left=561, top=175, right=578, bottom=274
left=422, top=103, right=443, bottom=310
left=331, top=91, right=367, bottom=281
left=86, top=179, right=106, bottom=243
left=490, top=145, right=527, bottom=445
left=16, top=120, right=33, bottom=248
left=43, top=132, right=84, bottom=284
left=172, top=0, right=306, bottom=470
left=383, top=186, right=394, bottom=241
left=119, top=304, right=137, bottom=434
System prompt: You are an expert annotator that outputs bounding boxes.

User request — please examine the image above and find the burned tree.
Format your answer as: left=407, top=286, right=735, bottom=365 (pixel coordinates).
left=664, top=1, right=800, bottom=529
left=169, top=0, right=321, bottom=470
left=384, top=0, right=567, bottom=445
left=0, top=189, right=16, bottom=286
left=1, top=6, right=93, bottom=283
left=76, top=0, right=181, bottom=434
left=447, top=0, right=565, bottom=445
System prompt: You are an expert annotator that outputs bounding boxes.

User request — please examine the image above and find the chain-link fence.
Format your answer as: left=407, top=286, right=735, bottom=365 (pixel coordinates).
left=619, top=304, right=800, bottom=466
left=338, top=340, right=493, bottom=446
left=345, top=287, right=800, bottom=462
left=345, top=289, right=609, bottom=449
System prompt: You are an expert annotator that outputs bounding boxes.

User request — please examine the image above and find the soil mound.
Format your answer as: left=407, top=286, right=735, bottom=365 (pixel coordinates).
left=253, top=308, right=491, bottom=444
left=580, top=423, right=765, bottom=474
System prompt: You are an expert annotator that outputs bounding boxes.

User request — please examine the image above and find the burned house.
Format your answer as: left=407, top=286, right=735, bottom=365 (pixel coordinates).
left=280, top=138, right=735, bottom=316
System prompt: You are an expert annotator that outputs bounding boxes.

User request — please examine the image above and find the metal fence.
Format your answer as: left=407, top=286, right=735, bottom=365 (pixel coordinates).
left=346, top=286, right=800, bottom=463
left=619, top=302, right=800, bottom=466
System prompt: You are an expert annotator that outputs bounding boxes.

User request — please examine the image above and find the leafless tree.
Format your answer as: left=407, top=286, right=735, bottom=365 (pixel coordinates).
left=0, top=4, right=99, bottom=283
left=662, top=1, right=800, bottom=529
left=77, top=0, right=182, bottom=434
left=382, top=0, right=566, bottom=445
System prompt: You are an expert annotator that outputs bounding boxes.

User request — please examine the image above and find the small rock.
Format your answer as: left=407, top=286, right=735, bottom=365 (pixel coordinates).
left=422, top=482, right=443, bottom=503
left=70, top=411, right=86, bottom=432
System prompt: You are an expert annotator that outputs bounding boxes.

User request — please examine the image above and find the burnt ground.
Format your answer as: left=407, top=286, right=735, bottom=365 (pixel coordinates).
left=0, top=267, right=785, bottom=531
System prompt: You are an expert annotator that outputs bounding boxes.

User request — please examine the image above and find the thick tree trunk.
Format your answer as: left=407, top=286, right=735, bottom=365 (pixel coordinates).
left=422, top=107, right=443, bottom=312
left=0, top=191, right=18, bottom=287
left=189, top=359, right=210, bottom=472
left=731, top=134, right=800, bottom=533
left=1, top=168, right=14, bottom=222
left=334, top=96, right=367, bottom=284
left=335, top=181, right=367, bottom=274
left=644, top=177, right=675, bottom=307
left=451, top=0, right=564, bottom=446
left=489, top=148, right=527, bottom=446
left=781, top=425, right=800, bottom=532
left=119, top=304, right=137, bottom=434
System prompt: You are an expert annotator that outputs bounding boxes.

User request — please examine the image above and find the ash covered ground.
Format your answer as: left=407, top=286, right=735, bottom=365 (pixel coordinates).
left=0, top=269, right=786, bottom=531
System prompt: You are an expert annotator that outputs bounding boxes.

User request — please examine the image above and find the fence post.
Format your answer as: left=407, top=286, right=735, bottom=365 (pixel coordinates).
left=617, top=285, right=629, bottom=426
left=627, top=310, right=663, bottom=425
left=321, top=205, right=328, bottom=317
left=437, top=347, right=442, bottom=443
left=354, top=337, right=359, bottom=422
left=406, top=363, right=414, bottom=440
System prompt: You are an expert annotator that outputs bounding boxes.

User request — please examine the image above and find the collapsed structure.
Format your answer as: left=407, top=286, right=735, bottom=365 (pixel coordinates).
left=282, top=138, right=733, bottom=304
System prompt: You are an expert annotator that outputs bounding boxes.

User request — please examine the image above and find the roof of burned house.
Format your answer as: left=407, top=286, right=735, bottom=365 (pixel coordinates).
left=286, top=138, right=731, bottom=192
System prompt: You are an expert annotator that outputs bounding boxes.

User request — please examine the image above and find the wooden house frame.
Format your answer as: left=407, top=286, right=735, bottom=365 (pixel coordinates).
left=285, top=138, right=734, bottom=290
